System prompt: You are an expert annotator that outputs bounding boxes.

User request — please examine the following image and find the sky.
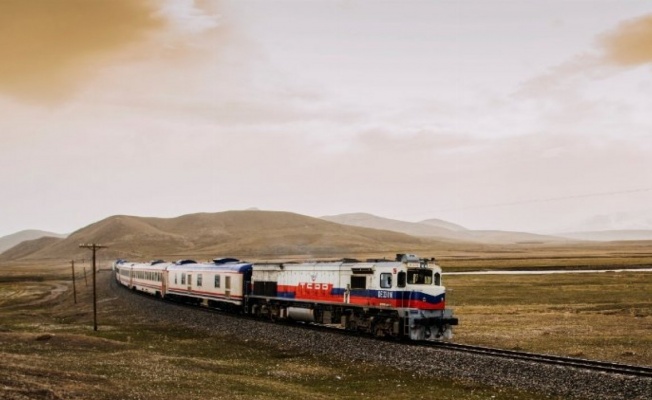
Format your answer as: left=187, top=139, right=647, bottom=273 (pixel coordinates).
left=2, top=0, right=652, bottom=237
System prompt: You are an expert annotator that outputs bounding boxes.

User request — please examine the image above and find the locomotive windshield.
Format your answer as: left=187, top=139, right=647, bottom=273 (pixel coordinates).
left=407, top=269, right=434, bottom=285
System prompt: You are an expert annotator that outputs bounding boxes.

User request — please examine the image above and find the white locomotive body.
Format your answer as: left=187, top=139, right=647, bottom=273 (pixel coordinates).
left=248, top=254, right=457, bottom=340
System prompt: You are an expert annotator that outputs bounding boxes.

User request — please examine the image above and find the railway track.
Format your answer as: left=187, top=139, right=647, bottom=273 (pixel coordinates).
left=192, top=301, right=652, bottom=379
left=427, top=341, right=652, bottom=378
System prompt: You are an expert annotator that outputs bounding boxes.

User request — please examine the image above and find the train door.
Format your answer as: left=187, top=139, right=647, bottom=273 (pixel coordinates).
left=225, top=276, right=231, bottom=299
left=243, top=269, right=252, bottom=295
left=349, top=273, right=371, bottom=305
left=187, top=274, right=192, bottom=292
left=397, top=271, right=407, bottom=308
left=396, top=270, right=412, bottom=337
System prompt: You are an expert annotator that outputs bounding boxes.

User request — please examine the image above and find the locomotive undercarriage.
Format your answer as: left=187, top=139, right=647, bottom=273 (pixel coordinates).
left=246, top=297, right=456, bottom=340
left=405, top=309, right=458, bottom=340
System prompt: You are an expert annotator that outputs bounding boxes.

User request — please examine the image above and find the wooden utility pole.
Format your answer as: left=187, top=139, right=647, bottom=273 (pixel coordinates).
left=79, top=243, right=107, bottom=331
left=83, top=267, right=88, bottom=287
left=71, top=260, right=77, bottom=304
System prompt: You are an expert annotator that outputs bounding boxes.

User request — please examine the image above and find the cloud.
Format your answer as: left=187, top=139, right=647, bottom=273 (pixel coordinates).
left=600, top=14, right=652, bottom=66
left=507, top=13, right=652, bottom=144
left=517, top=13, right=652, bottom=99
left=0, top=0, right=164, bottom=103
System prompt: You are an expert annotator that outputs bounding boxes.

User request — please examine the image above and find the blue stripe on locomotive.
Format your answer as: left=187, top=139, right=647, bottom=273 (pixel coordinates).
left=275, top=288, right=445, bottom=304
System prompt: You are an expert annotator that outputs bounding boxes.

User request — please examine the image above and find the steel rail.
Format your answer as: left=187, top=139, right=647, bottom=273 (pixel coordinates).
left=426, top=342, right=652, bottom=378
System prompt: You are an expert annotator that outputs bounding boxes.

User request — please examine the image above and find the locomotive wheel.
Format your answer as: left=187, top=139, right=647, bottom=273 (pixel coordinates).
left=346, top=320, right=357, bottom=331
left=373, top=325, right=384, bottom=338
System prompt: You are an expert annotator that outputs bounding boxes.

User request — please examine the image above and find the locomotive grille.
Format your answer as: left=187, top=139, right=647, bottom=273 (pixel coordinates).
left=253, top=281, right=277, bottom=296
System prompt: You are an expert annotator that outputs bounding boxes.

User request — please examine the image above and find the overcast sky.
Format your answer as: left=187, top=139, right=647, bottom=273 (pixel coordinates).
left=2, top=0, right=652, bottom=237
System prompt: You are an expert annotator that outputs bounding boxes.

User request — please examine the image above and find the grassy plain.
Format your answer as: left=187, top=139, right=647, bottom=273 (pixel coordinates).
left=432, top=242, right=652, bottom=366
left=436, top=242, right=652, bottom=271
left=1, top=246, right=651, bottom=399
left=445, top=270, right=652, bottom=366
left=0, top=260, right=544, bottom=400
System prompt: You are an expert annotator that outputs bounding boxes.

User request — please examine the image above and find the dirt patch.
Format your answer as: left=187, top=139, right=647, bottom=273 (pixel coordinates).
left=0, top=282, right=68, bottom=310
left=0, top=331, right=129, bottom=352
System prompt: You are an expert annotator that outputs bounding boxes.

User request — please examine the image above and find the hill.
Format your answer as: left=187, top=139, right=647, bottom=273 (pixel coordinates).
left=321, top=213, right=469, bottom=241
left=321, top=213, right=567, bottom=244
left=419, top=218, right=467, bottom=232
left=0, top=210, right=439, bottom=262
left=0, top=230, right=67, bottom=254
left=0, top=236, right=65, bottom=260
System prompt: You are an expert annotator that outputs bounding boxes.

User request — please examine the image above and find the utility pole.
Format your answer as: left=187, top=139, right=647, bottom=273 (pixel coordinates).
left=83, top=267, right=88, bottom=287
left=79, top=243, right=107, bottom=331
left=71, top=260, right=77, bottom=304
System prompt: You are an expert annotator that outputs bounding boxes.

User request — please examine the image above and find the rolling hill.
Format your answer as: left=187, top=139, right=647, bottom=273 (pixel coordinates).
left=0, top=236, right=65, bottom=261
left=321, top=213, right=469, bottom=241
left=5, top=210, right=652, bottom=267
left=0, top=230, right=67, bottom=254
left=0, top=210, right=439, bottom=262
left=418, top=218, right=467, bottom=232
left=321, top=213, right=567, bottom=244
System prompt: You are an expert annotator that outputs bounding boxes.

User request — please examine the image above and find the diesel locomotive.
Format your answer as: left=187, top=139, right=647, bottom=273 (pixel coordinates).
left=114, top=253, right=458, bottom=340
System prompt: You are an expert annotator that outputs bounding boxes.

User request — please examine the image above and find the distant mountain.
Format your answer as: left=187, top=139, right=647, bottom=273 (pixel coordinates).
left=546, top=210, right=652, bottom=241
left=322, top=213, right=567, bottom=244
left=461, top=230, right=568, bottom=244
left=554, top=230, right=652, bottom=242
left=0, top=236, right=65, bottom=260
left=0, top=230, right=67, bottom=254
left=569, top=211, right=652, bottom=232
left=0, top=210, right=439, bottom=262
left=321, top=213, right=469, bottom=241
left=418, top=218, right=467, bottom=232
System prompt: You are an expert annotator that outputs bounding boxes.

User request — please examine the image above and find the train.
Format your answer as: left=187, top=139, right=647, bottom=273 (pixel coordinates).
left=114, top=253, right=458, bottom=341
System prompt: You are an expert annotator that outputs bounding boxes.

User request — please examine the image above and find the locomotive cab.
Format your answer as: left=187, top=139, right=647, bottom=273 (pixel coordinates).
left=395, top=254, right=458, bottom=340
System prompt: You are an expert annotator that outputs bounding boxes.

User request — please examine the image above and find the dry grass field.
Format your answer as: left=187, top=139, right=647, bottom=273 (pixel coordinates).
left=434, top=243, right=652, bottom=367
left=1, top=243, right=651, bottom=399
left=0, top=260, right=546, bottom=400
left=446, top=272, right=652, bottom=366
